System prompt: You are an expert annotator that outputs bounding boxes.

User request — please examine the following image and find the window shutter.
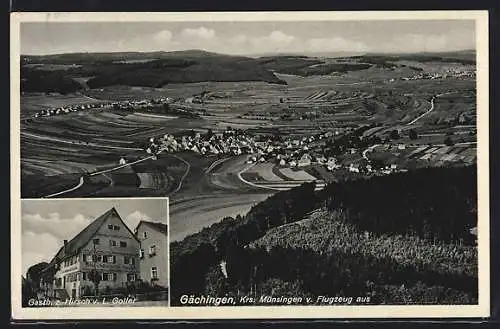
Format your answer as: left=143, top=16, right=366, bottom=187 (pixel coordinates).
left=113, top=273, right=117, bottom=281
left=113, top=255, right=116, bottom=264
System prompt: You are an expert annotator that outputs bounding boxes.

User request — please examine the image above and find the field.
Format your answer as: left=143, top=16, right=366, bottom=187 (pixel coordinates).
left=20, top=50, right=477, bottom=239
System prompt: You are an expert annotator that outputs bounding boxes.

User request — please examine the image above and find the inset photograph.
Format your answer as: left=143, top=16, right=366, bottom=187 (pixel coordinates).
left=21, top=198, right=169, bottom=307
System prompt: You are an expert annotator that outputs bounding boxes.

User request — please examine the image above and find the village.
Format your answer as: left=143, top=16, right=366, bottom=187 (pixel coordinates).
left=142, top=124, right=476, bottom=181
left=31, top=97, right=174, bottom=118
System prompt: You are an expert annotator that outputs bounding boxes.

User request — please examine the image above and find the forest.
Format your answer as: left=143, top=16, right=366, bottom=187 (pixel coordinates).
left=20, top=52, right=287, bottom=93
left=170, top=165, right=478, bottom=305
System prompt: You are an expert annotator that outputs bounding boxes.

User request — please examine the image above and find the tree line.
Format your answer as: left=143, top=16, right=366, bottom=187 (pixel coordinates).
left=170, top=165, right=478, bottom=305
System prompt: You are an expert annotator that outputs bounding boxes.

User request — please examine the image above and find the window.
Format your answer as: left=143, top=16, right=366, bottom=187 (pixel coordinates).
left=151, top=267, right=158, bottom=279
left=109, top=240, right=116, bottom=247
left=108, top=224, right=113, bottom=230
left=149, top=245, right=156, bottom=256
left=131, top=257, right=135, bottom=265
left=124, top=256, right=130, bottom=264
left=120, top=241, right=127, bottom=248
left=92, top=238, right=100, bottom=245
left=97, top=255, right=102, bottom=262
left=127, top=273, right=136, bottom=282
left=101, top=273, right=115, bottom=281
left=143, top=231, right=148, bottom=239
left=113, top=225, right=120, bottom=231
left=139, top=249, right=144, bottom=259
left=81, top=272, right=87, bottom=281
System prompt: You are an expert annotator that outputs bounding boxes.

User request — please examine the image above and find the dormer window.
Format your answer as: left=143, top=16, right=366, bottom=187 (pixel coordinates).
left=143, top=231, right=148, bottom=239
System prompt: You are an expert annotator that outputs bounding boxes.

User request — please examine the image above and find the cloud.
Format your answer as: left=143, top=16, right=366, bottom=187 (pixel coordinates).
left=381, top=28, right=475, bottom=53
left=229, top=35, right=247, bottom=45
left=124, top=210, right=152, bottom=232
left=153, top=30, right=173, bottom=43
left=250, top=30, right=296, bottom=48
left=181, top=26, right=216, bottom=40
left=22, top=212, right=91, bottom=241
left=21, top=23, right=475, bottom=56
left=22, top=231, right=61, bottom=276
left=21, top=212, right=95, bottom=275
left=306, top=37, right=370, bottom=52
left=266, top=30, right=296, bottom=44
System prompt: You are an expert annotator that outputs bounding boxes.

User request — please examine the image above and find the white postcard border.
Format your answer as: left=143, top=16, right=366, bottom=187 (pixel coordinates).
left=10, top=10, right=490, bottom=320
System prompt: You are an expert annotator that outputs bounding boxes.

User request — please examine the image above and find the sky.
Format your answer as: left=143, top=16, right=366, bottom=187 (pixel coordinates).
left=20, top=20, right=475, bottom=56
left=21, top=198, right=168, bottom=276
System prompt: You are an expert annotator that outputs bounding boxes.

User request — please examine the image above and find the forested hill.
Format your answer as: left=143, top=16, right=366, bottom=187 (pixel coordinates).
left=170, top=165, right=478, bottom=305
left=20, top=50, right=286, bottom=93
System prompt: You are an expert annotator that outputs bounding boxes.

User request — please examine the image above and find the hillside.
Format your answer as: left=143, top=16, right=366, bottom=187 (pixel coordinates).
left=20, top=50, right=286, bottom=93
left=170, top=165, right=478, bottom=305
left=20, top=49, right=476, bottom=92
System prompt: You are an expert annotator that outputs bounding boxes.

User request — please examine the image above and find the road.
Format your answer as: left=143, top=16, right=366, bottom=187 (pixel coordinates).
left=362, top=144, right=381, bottom=161
left=43, top=155, right=154, bottom=198
left=237, top=163, right=283, bottom=191
left=43, top=176, right=85, bottom=198
left=168, top=154, right=191, bottom=195
left=407, top=92, right=454, bottom=126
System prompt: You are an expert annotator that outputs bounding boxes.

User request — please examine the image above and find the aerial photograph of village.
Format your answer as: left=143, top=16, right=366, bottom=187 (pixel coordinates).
left=19, top=18, right=479, bottom=306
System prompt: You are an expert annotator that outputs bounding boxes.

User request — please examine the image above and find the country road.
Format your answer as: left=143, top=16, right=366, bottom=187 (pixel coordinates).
left=407, top=96, right=436, bottom=125
left=43, top=155, right=154, bottom=198
left=362, top=144, right=381, bottom=161
left=43, top=176, right=85, bottom=198
left=237, top=163, right=283, bottom=191
left=168, top=154, right=191, bottom=195
left=407, top=92, right=454, bottom=126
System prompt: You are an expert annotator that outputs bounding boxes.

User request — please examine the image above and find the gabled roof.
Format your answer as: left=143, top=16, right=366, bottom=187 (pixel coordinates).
left=135, top=220, right=168, bottom=236
left=47, top=207, right=138, bottom=267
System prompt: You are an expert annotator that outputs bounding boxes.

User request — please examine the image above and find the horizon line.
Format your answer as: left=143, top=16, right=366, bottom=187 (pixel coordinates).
left=20, top=47, right=476, bottom=58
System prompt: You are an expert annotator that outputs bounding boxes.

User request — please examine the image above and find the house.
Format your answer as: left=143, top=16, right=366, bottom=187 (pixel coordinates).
left=349, top=163, right=360, bottom=173
left=398, top=144, right=406, bottom=150
left=326, top=157, right=339, bottom=171
left=298, top=154, right=312, bottom=167
left=135, top=221, right=169, bottom=289
left=119, top=158, right=127, bottom=165
left=40, top=208, right=140, bottom=300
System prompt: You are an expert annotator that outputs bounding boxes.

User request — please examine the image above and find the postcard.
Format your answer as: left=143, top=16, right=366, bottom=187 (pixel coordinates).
left=11, top=10, right=489, bottom=319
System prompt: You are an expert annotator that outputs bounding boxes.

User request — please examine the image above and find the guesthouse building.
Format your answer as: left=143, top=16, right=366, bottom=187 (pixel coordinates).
left=40, top=208, right=140, bottom=300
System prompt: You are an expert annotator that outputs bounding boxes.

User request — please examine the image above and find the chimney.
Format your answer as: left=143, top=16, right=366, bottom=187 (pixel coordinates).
left=63, top=240, right=68, bottom=254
